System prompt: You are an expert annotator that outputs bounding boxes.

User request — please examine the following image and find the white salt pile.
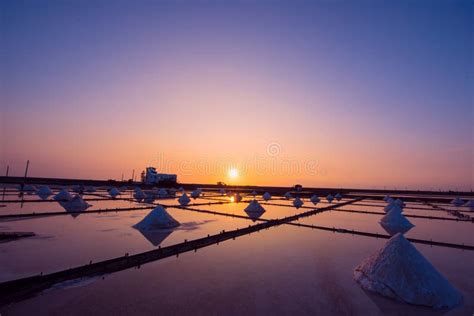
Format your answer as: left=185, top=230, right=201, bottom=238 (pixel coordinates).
left=310, top=195, right=320, bottom=205
left=262, top=192, right=272, bottom=201
left=59, top=195, right=92, bottom=213
left=293, top=197, right=304, bottom=209
left=335, top=193, right=342, bottom=201
left=85, top=186, right=96, bottom=193
left=384, top=201, right=401, bottom=213
left=234, top=193, right=242, bottom=203
left=464, top=200, right=474, bottom=210
left=178, top=193, right=191, bottom=206
left=451, top=197, right=464, bottom=207
left=244, top=200, right=266, bottom=220
left=134, top=188, right=146, bottom=200
left=385, top=204, right=403, bottom=215
left=219, top=189, right=226, bottom=195
left=72, top=185, right=84, bottom=193
left=284, top=192, right=292, bottom=200
left=191, top=190, right=200, bottom=199
left=326, top=194, right=334, bottom=203
left=133, top=206, right=180, bottom=230
left=251, top=190, right=258, bottom=196
left=354, top=233, right=462, bottom=309
left=394, top=198, right=405, bottom=207
left=54, top=189, right=72, bottom=201
left=380, top=208, right=414, bottom=235
left=244, top=199, right=266, bottom=214
left=108, top=187, right=120, bottom=198
left=22, top=184, right=36, bottom=193
left=37, top=186, right=53, bottom=199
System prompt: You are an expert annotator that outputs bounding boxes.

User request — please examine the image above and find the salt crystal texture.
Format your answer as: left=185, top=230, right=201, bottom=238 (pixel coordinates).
left=244, top=199, right=265, bottom=214
left=262, top=192, right=272, bottom=201
left=310, top=195, right=320, bottom=205
left=54, top=189, right=72, bottom=201
left=293, top=197, right=304, bottom=208
left=326, top=194, right=334, bottom=203
left=178, top=193, right=191, bottom=206
left=59, top=195, right=91, bottom=212
left=133, top=206, right=180, bottom=230
left=451, top=197, right=464, bottom=207
left=109, top=187, right=120, bottom=198
left=354, top=234, right=462, bottom=309
left=379, top=209, right=414, bottom=235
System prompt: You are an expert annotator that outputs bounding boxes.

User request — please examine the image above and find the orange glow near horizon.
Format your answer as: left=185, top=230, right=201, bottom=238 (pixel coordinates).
left=1, top=2, right=472, bottom=191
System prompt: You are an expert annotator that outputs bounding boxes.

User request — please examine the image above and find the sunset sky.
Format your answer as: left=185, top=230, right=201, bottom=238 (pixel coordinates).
left=1, top=0, right=472, bottom=190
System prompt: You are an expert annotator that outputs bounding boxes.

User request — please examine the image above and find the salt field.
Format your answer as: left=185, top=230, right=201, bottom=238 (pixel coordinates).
left=0, top=184, right=473, bottom=315
left=1, top=1, right=472, bottom=314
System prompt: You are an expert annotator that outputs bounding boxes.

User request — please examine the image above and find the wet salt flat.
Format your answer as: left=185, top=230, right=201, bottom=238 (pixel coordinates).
left=1, top=186, right=473, bottom=315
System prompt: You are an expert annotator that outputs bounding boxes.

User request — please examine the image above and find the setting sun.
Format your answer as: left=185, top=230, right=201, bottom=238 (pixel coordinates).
left=228, top=168, right=239, bottom=179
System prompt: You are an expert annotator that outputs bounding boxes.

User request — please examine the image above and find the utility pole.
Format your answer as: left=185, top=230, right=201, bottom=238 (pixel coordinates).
left=2, top=166, right=8, bottom=201
left=23, top=160, right=30, bottom=180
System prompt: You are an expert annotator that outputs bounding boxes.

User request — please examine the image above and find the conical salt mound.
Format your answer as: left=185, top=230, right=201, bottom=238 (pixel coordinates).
left=310, top=195, right=320, bottom=205
left=244, top=199, right=265, bottom=213
left=284, top=192, right=292, bottom=200
left=72, top=185, right=84, bottom=193
left=386, top=204, right=403, bottom=215
left=326, top=194, right=334, bottom=203
left=464, top=200, right=474, bottom=210
left=108, top=187, right=120, bottom=198
left=36, top=185, right=53, bottom=196
left=394, top=198, right=405, bottom=207
left=244, top=200, right=265, bottom=220
left=178, top=193, right=191, bottom=206
left=85, top=186, right=96, bottom=193
left=262, top=192, right=272, bottom=201
left=54, top=189, right=72, bottom=201
left=191, top=190, right=200, bottom=199
left=380, top=210, right=414, bottom=235
left=133, top=206, right=180, bottom=230
left=251, top=190, right=257, bottom=196
left=451, top=197, right=464, bottom=207
left=335, top=193, right=342, bottom=201
left=293, top=197, right=304, bottom=209
left=219, top=189, right=226, bottom=195
left=354, top=234, right=462, bottom=309
left=384, top=202, right=402, bottom=214
left=134, top=188, right=146, bottom=200
left=59, top=195, right=92, bottom=212
left=22, top=184, right=36, bottom=193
